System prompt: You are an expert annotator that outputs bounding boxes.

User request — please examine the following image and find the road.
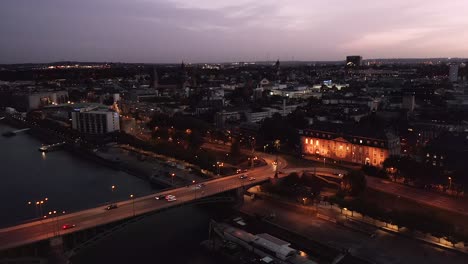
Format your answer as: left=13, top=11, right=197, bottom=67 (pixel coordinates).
left=2, top=141, right=468, bottom=252
left=241, top=198, right=468, bottom=264
left=0, top=154, right=283, bottom=251
left=205, top=141, right=468, bottom=215
left=366, top=177, right=468, bottom=215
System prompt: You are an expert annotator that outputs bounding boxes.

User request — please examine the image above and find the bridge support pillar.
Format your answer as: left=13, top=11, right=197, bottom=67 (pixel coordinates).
left=48, top=237, right=68, bottom=264
left=235, top=187, right=245, bottom=205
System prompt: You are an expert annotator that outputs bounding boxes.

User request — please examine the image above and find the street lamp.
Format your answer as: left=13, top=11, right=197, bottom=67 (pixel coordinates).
left=274, top=140, right=281, bottom=177
left=130, top=194, right=135, bottom=217
left=341, top=207, right=347, bottom=215
left=111, top=185, right=116, bottom=205
left=215, top=162, right=223, bottom=176
left=47, top=210, right=66, bottom=237
left=171, top=173, right=175, bottom=184
left=28, top=197, right=48, bottom=219
left=250, top=137, right=256, bottom=168
left=448, top=177, right=452, bottom=191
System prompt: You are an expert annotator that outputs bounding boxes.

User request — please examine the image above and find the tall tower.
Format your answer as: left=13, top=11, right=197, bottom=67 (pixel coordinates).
left=179, top=61, right=188, bottom=91
left=275, top=59, right=280, bottom=83
left=150, top=66, right=158, bottom=89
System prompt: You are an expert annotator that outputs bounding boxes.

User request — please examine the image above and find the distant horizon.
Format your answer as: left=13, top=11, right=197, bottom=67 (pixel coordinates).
left=2, top=0, right=468, bottom=64
left=1, top=56, right=468, bottom=66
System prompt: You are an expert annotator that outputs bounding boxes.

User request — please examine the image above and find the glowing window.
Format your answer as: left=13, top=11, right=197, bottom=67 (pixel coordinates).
left=305, top=138, right=308, bottom=144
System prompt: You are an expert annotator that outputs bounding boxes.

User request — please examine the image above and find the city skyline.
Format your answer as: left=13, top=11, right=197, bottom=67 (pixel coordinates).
left=1, top=0, right=468, bottom=63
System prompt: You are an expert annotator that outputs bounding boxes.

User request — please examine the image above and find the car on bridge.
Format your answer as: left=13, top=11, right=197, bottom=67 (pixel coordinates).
left=155, top=194, right=166, bottom=200
left=106, top=204, right=118, bottom=210
left=165, top=195, right=177, bottom=202
left=193, top=183, right=205, bottom=189
left=239, top=174, right=248, bottom=179
left=248, top=177, right=256, bottom=181
left=62, top=224, right=76, bottom=230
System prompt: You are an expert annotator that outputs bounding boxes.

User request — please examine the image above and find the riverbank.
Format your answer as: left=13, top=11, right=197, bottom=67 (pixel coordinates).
left=0, top=122, right=155, bottom=228
left=0, top=115, right=189, bottom=187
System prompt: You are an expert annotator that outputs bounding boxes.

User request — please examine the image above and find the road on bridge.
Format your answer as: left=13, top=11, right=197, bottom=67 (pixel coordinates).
left=3, top=142, right=468, bottom=252
left=0, top=155, right=284, bottom=251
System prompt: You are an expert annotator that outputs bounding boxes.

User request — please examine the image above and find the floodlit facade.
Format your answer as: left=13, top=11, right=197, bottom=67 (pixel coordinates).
left=299, top=126, right=400, bottom=167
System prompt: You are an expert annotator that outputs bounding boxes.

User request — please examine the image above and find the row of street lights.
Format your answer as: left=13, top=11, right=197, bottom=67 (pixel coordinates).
left=27, top=197, right=48, bottom=219
left=111, top=185, right=136, bottom=217
left=26, top=185, right=138, bottom=237
left=27, top=198, right=67, bottom=237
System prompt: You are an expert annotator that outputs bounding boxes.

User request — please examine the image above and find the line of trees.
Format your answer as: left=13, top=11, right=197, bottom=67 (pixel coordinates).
left=328, top=195, right=465, bottom=244
left=383, top=155, right=444, bottom=185
left=148, top=112, right=210, bottom=150
left=117, top=132, right=217, bottom=172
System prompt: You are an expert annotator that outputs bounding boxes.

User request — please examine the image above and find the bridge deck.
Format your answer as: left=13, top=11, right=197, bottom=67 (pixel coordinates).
left=0, top=157, right=282, bottom=251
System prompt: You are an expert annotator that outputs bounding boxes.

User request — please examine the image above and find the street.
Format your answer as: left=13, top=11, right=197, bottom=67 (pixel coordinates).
left=240, top=197, right=468, bottom=264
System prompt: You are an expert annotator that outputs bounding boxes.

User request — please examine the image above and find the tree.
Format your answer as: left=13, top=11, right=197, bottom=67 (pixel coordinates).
left=187, top=130, right=204, bottom=150
left=230, top=138, right=241, bottom=158
left=342, top=170, right=367, bottom=196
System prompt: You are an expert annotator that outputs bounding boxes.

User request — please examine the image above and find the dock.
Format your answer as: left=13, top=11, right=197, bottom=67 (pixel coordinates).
left=39, top=142, right=66, bottom=152
left=2, top=128, right=31, bottom=137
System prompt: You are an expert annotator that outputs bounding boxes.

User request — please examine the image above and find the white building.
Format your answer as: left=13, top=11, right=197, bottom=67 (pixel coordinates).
left=26, top=91, right=69, bottom=110
left=71, top=110, right=120, bottom=134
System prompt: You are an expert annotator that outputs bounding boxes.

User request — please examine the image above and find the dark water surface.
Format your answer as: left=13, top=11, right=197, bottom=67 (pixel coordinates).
left=0, top=123, right=154, bottom=227
left=0, top=123, right=226, bottom=264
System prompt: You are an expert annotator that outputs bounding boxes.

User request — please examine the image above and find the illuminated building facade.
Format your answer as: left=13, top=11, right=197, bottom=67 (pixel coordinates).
left=299, top=125, right=400, bottom=167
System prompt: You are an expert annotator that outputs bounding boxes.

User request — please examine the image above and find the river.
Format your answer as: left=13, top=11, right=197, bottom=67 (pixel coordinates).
left=0, top=123, right=156, bottom=227
left=0, top=123, right=226, bottom=264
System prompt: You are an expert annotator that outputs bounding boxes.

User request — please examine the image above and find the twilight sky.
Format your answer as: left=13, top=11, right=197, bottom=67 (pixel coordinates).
left=1, top=0, right=468, bottom=63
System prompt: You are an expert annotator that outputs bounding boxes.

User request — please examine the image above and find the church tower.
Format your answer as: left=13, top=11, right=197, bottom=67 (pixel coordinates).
left=275, top=59, right=280, bottom=82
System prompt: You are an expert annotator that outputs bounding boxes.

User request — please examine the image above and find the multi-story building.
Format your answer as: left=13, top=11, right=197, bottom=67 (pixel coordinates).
left=402, top=94, right=415, bottom=112
left=449, top=64, right=459, bottom=82
left=215, top=110, right=241, bottom=128
left=12, top=91, right=69, bottom=111
left=346, top=56, right=362, bottom=67
left=299, top=124, right=400, bottom=167
left=71, top=108, right=120, bottom=134
left=424, top=132, right=468, bottom=171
